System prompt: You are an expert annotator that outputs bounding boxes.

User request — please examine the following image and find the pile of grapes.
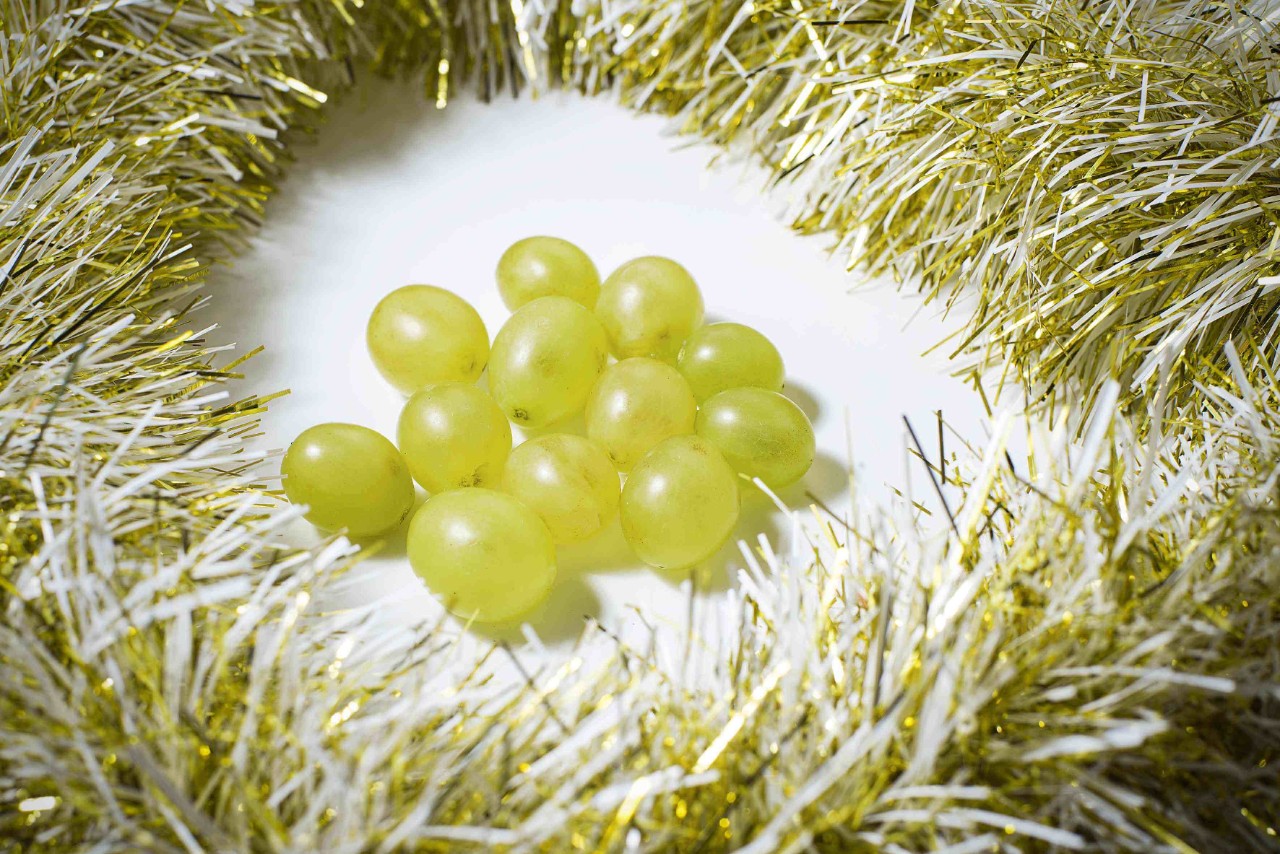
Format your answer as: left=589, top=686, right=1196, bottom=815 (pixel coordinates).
left=282, top=237, right=815, bottom=623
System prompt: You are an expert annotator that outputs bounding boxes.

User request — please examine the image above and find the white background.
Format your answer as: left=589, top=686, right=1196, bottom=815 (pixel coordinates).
left=205, top=79, right=993, bottom=646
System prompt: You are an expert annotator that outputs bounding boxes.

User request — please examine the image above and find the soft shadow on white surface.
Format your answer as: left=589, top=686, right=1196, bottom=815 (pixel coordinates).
left=204, top=76, right=991, bottom=647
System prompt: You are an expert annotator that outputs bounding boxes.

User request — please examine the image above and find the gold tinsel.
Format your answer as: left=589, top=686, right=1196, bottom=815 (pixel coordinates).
left=1, top=0, right=1278, bottom=850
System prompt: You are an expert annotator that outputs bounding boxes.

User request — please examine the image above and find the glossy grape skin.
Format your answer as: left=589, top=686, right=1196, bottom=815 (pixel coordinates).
left=595, top=257, right=704, bottom=361
left=620, top=435, right=740, bottom=569
left=407, top=488, right=555, bottom=623
left=488, top=296, right=609, bottom=428
left=496, top=236, right=600, bottom=310
left=367, top=285, right=489, bottom=395
left=677, top=322, right=785, bottom=402
left=584, top=357, right=697, bottom=471
left=397, top=382, right=512, bottom=493
left=501, top=434, right=620, bottom=543
left=695, top=388, right=815, bottom=489
left=281, top=423, right=415, bottom=537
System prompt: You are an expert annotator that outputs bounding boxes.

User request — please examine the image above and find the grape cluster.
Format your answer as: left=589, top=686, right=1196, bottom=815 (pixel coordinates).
left=281, top=237, right=815, bottom=623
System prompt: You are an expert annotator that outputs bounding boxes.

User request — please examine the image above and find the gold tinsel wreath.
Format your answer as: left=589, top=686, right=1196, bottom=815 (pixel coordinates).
left=2, top=0, right=1279, bottom=850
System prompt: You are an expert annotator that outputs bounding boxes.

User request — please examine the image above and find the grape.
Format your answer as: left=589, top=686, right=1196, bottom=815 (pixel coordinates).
left=620, top=435, right=740, bottom=569
left=281, top=423, right=415, bottom=537
left=367, top=285, right=489, bottom=394
left=585, top=357, right=696, bottom=471
left=488, top=296, right=609, bottom=428
left=501, top=434, right=620, bottom=543
left=407, top=488, right=556, bottom=623
left=677, top=322, right=785, bottom=402
left=496, top=236, right=600, bottom=310
left=695, top=388, right=815, bottom=489
left=397, top=382, right=512, bottom=493
left=595, top=256, right=704, bottom=361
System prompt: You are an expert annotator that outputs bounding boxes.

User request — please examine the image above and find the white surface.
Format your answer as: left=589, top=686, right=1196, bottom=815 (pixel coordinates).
left=206, top=78, right=991, bottom=646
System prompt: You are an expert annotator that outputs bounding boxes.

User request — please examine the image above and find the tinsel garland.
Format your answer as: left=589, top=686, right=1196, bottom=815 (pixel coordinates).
left=2, top=0, right=1279, bottom=850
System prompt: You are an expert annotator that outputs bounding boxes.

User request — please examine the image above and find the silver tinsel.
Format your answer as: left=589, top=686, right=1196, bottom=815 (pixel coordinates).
left=1, top=0, right=1278, bottom=850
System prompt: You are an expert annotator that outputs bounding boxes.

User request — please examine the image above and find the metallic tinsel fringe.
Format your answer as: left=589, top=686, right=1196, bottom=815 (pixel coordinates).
left=1, top=0, right=1277, bottom=850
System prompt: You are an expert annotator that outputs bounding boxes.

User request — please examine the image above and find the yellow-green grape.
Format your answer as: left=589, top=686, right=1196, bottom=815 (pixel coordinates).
left=281, top=423, right=415, bottom=537
left=367, top=285, right=489, bottom=394
left=501, top=434, right=620, bottom=543
left=397, top=382, right=512, bottom=493
left=595, top=256, right=704, bottom=361
left=677, top=322, right=785, bottom=402
left=496, top=236, right=600, bottom=310
left=620, top=435, right=740, bottom=569
left=695, top=388, right=815, bottom=489
left=488, top=296, right=609, bottom=428
left=584, top=357, right=696, bottom=471
left=407, top=488, right=555, bottom=623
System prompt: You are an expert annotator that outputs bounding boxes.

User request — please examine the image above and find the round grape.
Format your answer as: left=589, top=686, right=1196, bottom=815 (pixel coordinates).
left=496, top=236, right=600, bottom=310
left=397, top=382, right=512, bottom=493
left=488, top=296, right=609, bottom=428
left=408, top=488, right=556, bottom=623
left=677, top=322, right=785, bottom=402
left=620, top=435, right=740, bottom=569
left=282, top=423, right=415, bottom=538
left=584, top=357, right=696, bottom=471
left=502, top=434, right=619, bottom=543
left=367, top=285, right=489, bottom=394
left=595, top=256, right=704, bottom=361
left=695, top=387, right=815, bottom=489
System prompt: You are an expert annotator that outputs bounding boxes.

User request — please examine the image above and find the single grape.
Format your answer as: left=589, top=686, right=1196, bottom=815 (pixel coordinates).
left=281, top=423, right=415, bottom=537
left=595, top=256, right=704, bottom=361
left=620, top=435, right=740, bottom=569
left=407, top=488, right=556, bottom=623
left=501, top=434, right=620, bottom=543
left=584, top=357, right=696, bottom=471
left=367, top=285, right=489, bottom=394
left=496, top=236, right=600, bottom=310
left=695, top=387, right=815, bottom=489
left=397, top=382, right=512, bottom=493
left=677, top=322, right=785, bottom=402
left=488, top=296, right=609, bottom=428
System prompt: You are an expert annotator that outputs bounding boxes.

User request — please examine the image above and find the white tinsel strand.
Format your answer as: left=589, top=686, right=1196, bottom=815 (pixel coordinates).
left=4, top=353, right=1280, bottom=849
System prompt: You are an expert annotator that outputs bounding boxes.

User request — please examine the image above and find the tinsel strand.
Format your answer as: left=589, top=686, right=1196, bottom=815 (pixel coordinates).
left=2, top=0, right=1278, bottom=851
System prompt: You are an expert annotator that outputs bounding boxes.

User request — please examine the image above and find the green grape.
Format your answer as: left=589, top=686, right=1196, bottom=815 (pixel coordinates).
left=677, top=322, right=785, bottom=402
left=496, top=236, right=600, bottom=310
left=488, top=296, right=609, bottom=428
left=367, top=285, right=489, bottom=394
left=397, top=382, right=512, bottom=493
left=501, top=434, right=619, bottom=543
left=595, top=256, right=704, bottom=361
left=407, top=488, right=556, bottom=623
left=695, top=387, right=815, bottom=489
left=281, top=423, right=415, bottom=537
left=585, top=357, right=696, bottom=471
left=620, top=435, right=740, bottom=569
